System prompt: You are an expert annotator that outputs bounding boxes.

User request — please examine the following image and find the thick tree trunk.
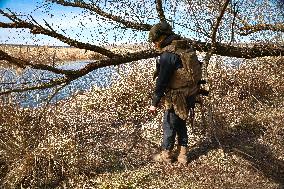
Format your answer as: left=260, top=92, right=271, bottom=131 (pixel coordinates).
left=189, top=40, right=284, bottom=59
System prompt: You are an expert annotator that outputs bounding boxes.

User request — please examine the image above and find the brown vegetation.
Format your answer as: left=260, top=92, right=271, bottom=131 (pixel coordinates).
left=0, top=55, right=283, bottom=188
left=0, top=1, right=283, bottom=187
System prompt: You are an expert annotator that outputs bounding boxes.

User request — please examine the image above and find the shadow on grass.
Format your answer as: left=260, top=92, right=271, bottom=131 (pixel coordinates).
left=81, top=126, right=160, bottom=176
left=187, top=124, right=284, bottom=188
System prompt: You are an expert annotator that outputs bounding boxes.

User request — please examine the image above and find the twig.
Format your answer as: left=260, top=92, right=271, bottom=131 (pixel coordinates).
left=251, top=94, right=264, bottom=107
left=226, top=3, right=250, bottom=27
left=37, top=82, right=69, bottom=125
left=232, top=147, right=261, bottom=172
left=0, top=79, right=53, bottom=85
left=1, top=9, right=18, bottom=22
left=229, top=2, right=238, bottom=45
left=43, top=19, right=56, bottom=33
left=226, top=1, right=284, bottom=35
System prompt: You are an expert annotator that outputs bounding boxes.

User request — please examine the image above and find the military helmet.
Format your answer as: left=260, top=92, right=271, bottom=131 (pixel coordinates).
left=148, top=21, right=174, bottom=42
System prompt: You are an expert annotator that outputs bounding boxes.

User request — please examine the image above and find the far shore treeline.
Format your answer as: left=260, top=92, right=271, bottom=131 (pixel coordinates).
left=0, top=43, right=149, bottom=64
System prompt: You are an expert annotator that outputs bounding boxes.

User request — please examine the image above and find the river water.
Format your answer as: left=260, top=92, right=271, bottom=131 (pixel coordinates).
left=0, top=60, right=117, bottom=107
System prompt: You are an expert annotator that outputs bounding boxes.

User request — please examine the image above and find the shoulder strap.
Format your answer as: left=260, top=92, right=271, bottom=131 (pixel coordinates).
left=162, top=40, right=193, bottom=52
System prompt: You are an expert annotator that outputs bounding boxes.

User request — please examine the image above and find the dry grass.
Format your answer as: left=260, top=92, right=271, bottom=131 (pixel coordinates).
left=0, top=55, right=283, bottom=188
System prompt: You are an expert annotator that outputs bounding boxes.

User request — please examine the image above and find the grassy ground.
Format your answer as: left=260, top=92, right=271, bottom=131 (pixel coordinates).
left=0, top=56, right=283, bottom=188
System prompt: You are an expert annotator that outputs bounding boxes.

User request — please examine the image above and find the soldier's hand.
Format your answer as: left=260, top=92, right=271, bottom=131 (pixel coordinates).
left=148, top=105, right=157, bottom=114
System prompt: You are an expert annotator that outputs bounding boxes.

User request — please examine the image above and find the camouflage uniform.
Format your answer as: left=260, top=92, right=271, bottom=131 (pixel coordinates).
left=149, top=22, right=202, bottom=164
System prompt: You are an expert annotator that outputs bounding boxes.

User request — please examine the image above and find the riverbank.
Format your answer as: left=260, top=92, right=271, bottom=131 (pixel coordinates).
left=1, top=57, right=283, bottom=188
left=0, top=47, right=283, bottom=188
left=0, top=59, right=117, bottom=107
left=0, top=44, right=105, bottom=67
left=0, top=43, right=149, bottom=67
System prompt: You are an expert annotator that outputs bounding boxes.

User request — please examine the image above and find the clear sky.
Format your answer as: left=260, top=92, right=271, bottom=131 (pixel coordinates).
left=0, top=0, right=72, bottom=45
left=3, top=0, right=281, bottom=46
left=0, top=0, right=150, bottom=46
left=0, top=0, right=235, bottom=46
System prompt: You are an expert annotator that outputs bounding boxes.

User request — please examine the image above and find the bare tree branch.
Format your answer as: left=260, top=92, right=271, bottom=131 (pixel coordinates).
left=0, top=10, right=118, bottom=58
left=0, top=49, right=160, bottom=95
left=226, top=4, right=250, bottom=27
left=49, top=0, right=152, bottom=31
left=190, top=8, right=212, bottom=39
left=189, top=39, right=284, bottom=59
left=239, top=23, right=284, bottom=35
left=70, top=50, right=161, bottom=77
left=229, top=2, right=238, bottom=45
left=0, top=49, right=78, bottom=76
left=203, top=0, right=230, bottom=79
left=2, top=42, right=284, bottom=79
left=72, top=41, right=277, bottom=84
left=0, top=77, right=70, bottom=95
left=226, top=3, right=284, bottom=35
left=1, top=39, right=283, bottom=95
left=211, top=0, right=231, bottom=50
left=155, top=0, right=166, bottom=22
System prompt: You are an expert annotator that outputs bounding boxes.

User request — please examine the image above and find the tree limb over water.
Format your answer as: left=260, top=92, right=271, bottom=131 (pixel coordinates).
left=0, top=0, right=283, bottom=94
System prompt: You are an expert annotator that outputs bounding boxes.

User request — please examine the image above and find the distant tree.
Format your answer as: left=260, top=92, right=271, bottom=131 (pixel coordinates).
left=0, top=0, right=283, bottom=94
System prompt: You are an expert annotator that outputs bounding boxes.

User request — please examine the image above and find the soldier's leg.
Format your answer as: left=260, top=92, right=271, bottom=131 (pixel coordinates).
left=173, top=114, right=188, bottom=147
left=153, top=108, right=176, bottom=163
left=174, top=95, right=196, bottom=164
left=175, top=118, right=188, bottom=164
left=161, top=108, right=176, bottom=150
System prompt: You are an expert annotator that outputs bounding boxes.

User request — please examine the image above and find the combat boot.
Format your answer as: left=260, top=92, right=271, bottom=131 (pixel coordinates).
left=177, top=145, right=188, bottom=165
left=153, top=150, right=173, bottom=163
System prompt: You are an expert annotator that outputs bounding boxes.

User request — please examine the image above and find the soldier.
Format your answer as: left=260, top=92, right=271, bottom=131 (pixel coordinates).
left=148, top=22, right=202, bottom=164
